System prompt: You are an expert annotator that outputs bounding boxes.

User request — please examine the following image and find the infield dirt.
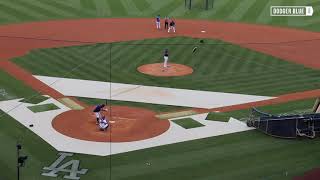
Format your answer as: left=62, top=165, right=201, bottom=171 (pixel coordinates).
left=1, top=18, right=320, bottom=141
left=52, top=105, right=170, bottom=142
left=138, top=63, right=193, bottom=77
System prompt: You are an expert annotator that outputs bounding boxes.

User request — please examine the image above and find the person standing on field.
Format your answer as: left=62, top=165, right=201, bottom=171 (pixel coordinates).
left=163, top=49, right=169, bottom=69
left=164, top=16, right=169, bottom=29
left=168, top=18, right=176, bottom=33
left=155, top=15, right=161, bottom=29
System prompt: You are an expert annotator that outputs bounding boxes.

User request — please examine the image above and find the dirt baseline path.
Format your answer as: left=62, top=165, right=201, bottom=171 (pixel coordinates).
left=0, top=18, right=320, bottom=68
left=0, top=18, right=320, bottom=120
left=0, top=18, right=320, bottom=112
left=0, top=18, right=320, bottom=107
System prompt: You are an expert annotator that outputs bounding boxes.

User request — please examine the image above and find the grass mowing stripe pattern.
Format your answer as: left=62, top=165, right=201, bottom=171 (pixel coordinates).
left=108, top=0, right=127, bottom=17
left=33, top=0, right=94, bottom=18
left=0, top=1, right=37, bottom=21
left=80, top=0, right=96, bottom=11
left=1, top=1, right=320, bottom=180
left=132, top=0, right=150, bottom=12
left=226, top=0, right=258, bottom=21
left=241, top=0, right=269, bottom=23
left=0, top=1, right=320, bottom=31
left=270, top=0, right=290, bottom=26
left=155, top=0, right=184, bottom=17
left=19, top=96, right=49, bottom=104
left=0, top=71, right=38, bottom=101
left=2, top=105, right=320, bottom=180
left=172, top=118, right=205, bottom=129
left=13, top=37, right=320, bottom=96
left=120, top=0, right=142, bottom=15
left=213, top=0, right=243, bottom=19
left=11, top=0, right=65, bottom=19
left=0, top=1, right=50, bottom=19
left=27, top=103, right=60, bottom=113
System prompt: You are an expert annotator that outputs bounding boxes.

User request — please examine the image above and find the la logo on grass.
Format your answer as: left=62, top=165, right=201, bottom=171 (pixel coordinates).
left=42, top=152, right=88, bottom=180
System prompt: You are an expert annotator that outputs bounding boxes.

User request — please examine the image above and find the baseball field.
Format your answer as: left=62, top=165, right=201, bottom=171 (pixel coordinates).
left=1, top=0, right=320, bottom=180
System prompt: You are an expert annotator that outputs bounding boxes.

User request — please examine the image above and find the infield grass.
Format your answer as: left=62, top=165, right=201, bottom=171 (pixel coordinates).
left=27, top=103, right=60, bottom=113
left=206, top=110, right=249, bottom=122
left=172, top=118, right=205, bottom=129
left=13, top=37, right=320, bottom=96
left=206, top=98, right=315, bottom=122
left=19, top=95, right=49, bottom=104
left=2, top=1, right=320, bottom=179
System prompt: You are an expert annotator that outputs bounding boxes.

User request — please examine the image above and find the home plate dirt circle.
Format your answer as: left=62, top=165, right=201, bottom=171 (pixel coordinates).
left=52, top=106, right=170, bottom=142
left=137, top=63, right=193, bottom=77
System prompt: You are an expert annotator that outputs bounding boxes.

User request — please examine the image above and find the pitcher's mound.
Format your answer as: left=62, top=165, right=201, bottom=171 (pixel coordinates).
left=138, top=63, right=193, bottom=77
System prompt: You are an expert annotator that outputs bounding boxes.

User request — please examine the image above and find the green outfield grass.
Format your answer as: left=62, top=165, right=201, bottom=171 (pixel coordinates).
left=0, top=110, right=58, bottom=180
left=0, top=70, right=38, bottom=101
left=0, top=0, right=319, bottom=32
left=1, top=108, right=320, bottom=180
left=13, top=37, right=320, bottom=96
left=1, top=1, right=320, bottom=179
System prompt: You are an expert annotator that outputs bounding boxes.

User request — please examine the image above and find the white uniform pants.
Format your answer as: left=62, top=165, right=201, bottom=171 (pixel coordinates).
left=168, top=26, right=176, bottom=32
left=99, top=119, right=109, bottom=130
left=99, top=123, right=109, bottom=130
left=95, top=112, right=101, bottom=119
left=163, top=56, right=169, bottom=68
left=156, top=21, right=160, bottom=29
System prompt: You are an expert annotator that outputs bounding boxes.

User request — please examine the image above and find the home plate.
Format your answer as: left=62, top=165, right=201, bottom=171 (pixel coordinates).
left=109, top=121, right=116, bottom=123
left=201, top=30, right=206, bottom=33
